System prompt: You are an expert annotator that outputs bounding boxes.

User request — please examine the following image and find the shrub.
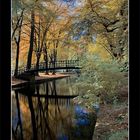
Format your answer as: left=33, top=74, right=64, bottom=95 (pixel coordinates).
left=77, top=54, right=128, bottom=104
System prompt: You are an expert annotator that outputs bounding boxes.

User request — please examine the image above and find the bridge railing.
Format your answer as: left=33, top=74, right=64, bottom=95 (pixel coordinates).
left=50, top=60, right=79, bottom=68
left=12, top=59, right=80, bottom=76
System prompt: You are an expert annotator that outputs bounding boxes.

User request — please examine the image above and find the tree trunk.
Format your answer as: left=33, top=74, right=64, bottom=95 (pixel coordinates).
left=52, top=60, right=55, bottom=75
left=14, top=14, right=23, bottom=77
left=52, top=49, right=57, bottom=75
left=14, top=42, right=20, bottom=77
left=44, top=54, right=49, bottom=75
left=35, top=56, right=40, bottom=76
left=27, top=10, right=35, bottom=70
left=45, top=60, right=49, bottom=74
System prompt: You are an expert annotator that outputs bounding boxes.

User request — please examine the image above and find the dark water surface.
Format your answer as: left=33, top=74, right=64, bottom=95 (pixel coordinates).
left=12, top=76, right=96, bottom=140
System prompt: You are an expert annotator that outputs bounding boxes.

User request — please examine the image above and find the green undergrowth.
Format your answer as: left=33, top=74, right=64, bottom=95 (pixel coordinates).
left=107, top=129, right=128, bottom=140
left=75, top=55, right=128, bottom=105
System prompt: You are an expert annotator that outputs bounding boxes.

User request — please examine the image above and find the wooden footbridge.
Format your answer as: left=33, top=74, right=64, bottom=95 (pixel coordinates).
left=12, top=60, right=81, bottom=76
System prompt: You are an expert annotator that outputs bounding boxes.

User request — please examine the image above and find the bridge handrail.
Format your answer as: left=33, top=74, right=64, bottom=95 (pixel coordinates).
left=12, top=59, right=80, bottom=76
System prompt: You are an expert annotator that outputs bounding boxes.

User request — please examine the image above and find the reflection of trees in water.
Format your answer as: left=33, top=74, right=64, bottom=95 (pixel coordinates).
left=34, top=77, right=78, bottom=96
left=12, top=81, right=73, bottom=140
left=33, top=83, right=55, bottom=140
left=12, top=90, right=23, bottom=140
left=33, top=82, right=73, bottom=140
left=50, top=77, right=79, bottom=96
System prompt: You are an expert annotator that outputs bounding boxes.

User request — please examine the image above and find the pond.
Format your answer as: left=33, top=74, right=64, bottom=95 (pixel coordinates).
left=12, top=75, right=97, bottom=140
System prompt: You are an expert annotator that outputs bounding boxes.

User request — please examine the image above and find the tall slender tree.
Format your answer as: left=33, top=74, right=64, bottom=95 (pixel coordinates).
left=13, top=8, right=24, bottom=76
left=26, top=9, right=35, bottom=70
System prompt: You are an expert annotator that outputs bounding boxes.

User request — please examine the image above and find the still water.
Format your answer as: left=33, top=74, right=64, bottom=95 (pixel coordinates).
left=12, top=76, right=96, bottom=140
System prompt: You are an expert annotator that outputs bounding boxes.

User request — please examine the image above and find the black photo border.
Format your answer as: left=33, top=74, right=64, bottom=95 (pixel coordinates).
left=129, top=0, right=140, bottom=139
left=0, top=0, right=11, bottom=140
left=0, top=0, right=140, bottom=140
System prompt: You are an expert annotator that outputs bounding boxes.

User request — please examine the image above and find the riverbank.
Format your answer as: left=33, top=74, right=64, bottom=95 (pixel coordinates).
left=73, top=97, right=128, bottom=140
left=93, top=101, right=128, bottom=140
left=92, top=85, right=128, bottom=140
left=72, top=85, right=128, bottom=140
left=12, top=72, right=70, bottom=88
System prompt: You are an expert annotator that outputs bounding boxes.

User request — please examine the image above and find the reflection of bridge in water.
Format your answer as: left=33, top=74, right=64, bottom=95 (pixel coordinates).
left=12, top=78, right=79, bottom=140
left=16, top=93, right=77, bottom=106
left=14, top=79, right=78, bottom=106
left=13, top=80, right=78, bottom=106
